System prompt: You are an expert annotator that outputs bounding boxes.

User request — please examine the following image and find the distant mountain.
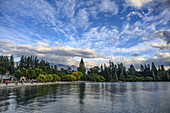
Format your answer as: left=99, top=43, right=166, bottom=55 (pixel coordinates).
left=49, top=63, right=77, bottom=71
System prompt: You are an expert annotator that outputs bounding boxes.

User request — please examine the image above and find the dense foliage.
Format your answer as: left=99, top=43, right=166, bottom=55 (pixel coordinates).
left=0, top=55, right=170, bottom=82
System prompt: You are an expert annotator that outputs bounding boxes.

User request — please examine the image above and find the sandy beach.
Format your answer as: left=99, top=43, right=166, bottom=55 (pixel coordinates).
left=0, top=81, right=87, bottom=88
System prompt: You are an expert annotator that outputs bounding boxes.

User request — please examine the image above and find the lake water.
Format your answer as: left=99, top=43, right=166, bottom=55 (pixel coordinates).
left=0, top=82, right=170, bottom=113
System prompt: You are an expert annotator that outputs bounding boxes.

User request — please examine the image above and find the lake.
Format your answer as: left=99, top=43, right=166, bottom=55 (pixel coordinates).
left=0, top=82, right=170, bottom=113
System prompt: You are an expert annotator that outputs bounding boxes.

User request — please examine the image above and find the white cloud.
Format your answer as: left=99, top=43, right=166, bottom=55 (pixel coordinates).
left=142, top=37, right=149, bottom=41
left=99, top=0, right=119, bottom=15
left=37, top=42, right=49, bottom=47
left=0, top=40, right=104, bottom=68
left=152, top=43, right=170, bottom=50
left=126, top=0, right=153, bottom=8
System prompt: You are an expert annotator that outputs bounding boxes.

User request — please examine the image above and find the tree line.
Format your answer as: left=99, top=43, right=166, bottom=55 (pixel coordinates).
left=0, top=55, right=169, bottom=82
left=88, top=61, right=170, bottom=81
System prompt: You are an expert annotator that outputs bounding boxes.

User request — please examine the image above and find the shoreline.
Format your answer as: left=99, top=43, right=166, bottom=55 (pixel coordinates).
left=1, top=81, right=169, bottom=88
left=0, top=81, right=88, bottom=88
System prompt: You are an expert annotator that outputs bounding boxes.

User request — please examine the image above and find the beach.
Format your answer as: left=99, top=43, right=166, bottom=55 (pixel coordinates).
left=0, top=81, right=87, bottom=88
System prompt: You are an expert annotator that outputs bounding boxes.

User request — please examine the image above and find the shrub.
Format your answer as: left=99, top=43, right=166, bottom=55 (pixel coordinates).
left=145, top=77, right=153, bottom=81
left=62, top=75, right=77, bottom=81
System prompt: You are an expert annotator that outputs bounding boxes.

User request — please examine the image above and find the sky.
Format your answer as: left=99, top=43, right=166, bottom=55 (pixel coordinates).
left=0, top=0, right=170, bottom=69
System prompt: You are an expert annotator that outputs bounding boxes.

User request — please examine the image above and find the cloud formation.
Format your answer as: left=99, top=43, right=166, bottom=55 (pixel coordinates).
left=151, top=43, right=170, bottom=50
left=126, top=0, right=153, bottom=8
left=154, top=30, right=170, bottom=44
left=0, top=41, right=104, bottom=67
left=0, top=0, right=170, bottom=69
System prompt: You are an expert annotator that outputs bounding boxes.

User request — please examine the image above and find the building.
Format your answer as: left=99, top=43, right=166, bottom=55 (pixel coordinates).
left=14, top=62, right=20, bottom=68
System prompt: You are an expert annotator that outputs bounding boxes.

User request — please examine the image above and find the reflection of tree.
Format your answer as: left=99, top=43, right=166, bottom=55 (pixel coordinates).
left=15, top=85, right=59, bottom=110
left=79, top=83, right=86, bottom=104
left=0, top=88, right=11, bottom=112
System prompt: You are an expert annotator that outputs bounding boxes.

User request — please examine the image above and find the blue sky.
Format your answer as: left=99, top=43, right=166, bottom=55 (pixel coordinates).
left=0, top=0, right=170, bottom=69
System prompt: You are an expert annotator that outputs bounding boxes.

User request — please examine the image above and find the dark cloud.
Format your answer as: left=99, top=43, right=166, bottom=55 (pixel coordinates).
left=131, top=53, right=139, bottom=57
left=154, top=30, right=170, bottom=44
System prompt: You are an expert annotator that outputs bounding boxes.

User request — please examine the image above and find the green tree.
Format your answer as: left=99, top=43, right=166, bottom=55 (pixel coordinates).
left=165, top=72, right=170, bottom=81
left=62, top=75, right=77, bottom=81
left=77, top=66, right=86, bottom=80
left=36, top=74, right=46, bottom=82
left=39, top=59, right=46, bottom=72
left=27, top=67, right=36, bottom=79
left=72, top=71, right=83, bottom=80
left=35, top=68, right=44, bottom=77
left=113, top=71, right=118, bottom=81
left=9, top=55, right=14, bottom=74
left=145, top=77, right=153, bottom=81
left=15, top=69, right=22, bottom=79
left=21, top=67, right=26, bottom=77
left=52, top=74, right=61, bottom=81
left=46, top=74, right=53, bottom=82
left=128, top=65, right=136, bottom=79
left=127, top=75, right=133, bottom=81
left=152, top=71, right=156, bottom=81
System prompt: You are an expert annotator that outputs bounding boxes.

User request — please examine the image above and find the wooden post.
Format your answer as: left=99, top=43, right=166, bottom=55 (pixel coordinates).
left=26, top=70, right=27, bottom=82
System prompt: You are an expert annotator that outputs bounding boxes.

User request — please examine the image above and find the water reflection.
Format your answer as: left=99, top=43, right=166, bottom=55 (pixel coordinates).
left=0, top=82, right=170, bottom=113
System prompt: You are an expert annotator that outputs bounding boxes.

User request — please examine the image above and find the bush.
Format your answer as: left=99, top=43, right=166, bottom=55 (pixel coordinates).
left=135, top=77, right=144, bottom=81
left=145, top=77, right=153, bottom=81
left=126, top=75, right=134, bottom=81
left=52, top=74, right=61, bottom=81
left=36, top=74, right=46, bottom=82
left=62, top=75, right=77, bottom=81
left=88, top=74, right=105, bottom=82
left=45, top=74, right=53, bottom=82
left=72, top=71, right=83, bottom=80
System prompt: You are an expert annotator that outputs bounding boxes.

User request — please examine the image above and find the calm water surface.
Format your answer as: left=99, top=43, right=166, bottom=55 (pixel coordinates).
left=0, top=82, right=170, bottom=113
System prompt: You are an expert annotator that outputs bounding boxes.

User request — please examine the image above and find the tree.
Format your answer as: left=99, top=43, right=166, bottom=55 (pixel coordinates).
left=113, top=71, right=118, bottom=81
left=9, top=55, right=14, bottom=74
left=145, top=77, right=153, bottom=81
left=35, top=68, right=44, bottom=77
left=165, top=72, right=170, bottom=81
left=27, top=67, right=36, bottom=79
left=67, top=67, right=72, bottom=74
left=79, top=58, right=85, bottom=67
left=36, top=74, right=46, bottom=82
left=77, top=66, right=86, bottom=80
left=119, top=70, right=125, bottom=81
left=128, top=65, right=136, bottom=79
left=21, top=67, right=26, bottom=77
left=62, top=75, right=77, bottom=81
left=19, top=55, right=25, bottom=69
left=152, top=71, right=156, bottom=81
left=52, top=74, right=61, bottom=81
left=46, top=74, right=53, bottom=82
left=39, top=59, right=46, bottom=72
left=72, top=71, right=83, bottom=80
left=34, top=56, right=39, bottom=68
left=127, top=75, right=133, bottom=81
left=15, top=69, right=22, bottom=79
left=151, top=62, right=157, bottom=76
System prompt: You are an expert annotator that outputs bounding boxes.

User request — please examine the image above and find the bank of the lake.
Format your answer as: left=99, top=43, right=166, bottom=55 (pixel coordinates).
left=0, top=81, right=88, bottom=88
